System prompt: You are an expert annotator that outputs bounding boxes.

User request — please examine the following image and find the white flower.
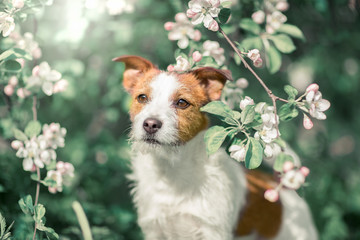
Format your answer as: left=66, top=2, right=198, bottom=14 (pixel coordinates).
left=281, top=169, right=305, bottom=190
left=229, top=144, right=246, bottom=162
left=235, top=78, right=248, bottom=89
left=56, top=161, right=75, bottom=178
left=255, top=106, right=280, bottom=143
left=264, top=143, right=281, bottom=158
left=15, top=32, right=42, bottom=59
left=240, top=96, right=254, bottom=110
left=305, top=88, right=330, bottom=120
left=264, top=189, right=279, bottom=202
left=12, top=0, right=25, bottom=9
left=192, top=51, right=202, bottom=62
left=267, top=11, right=287, bottom=30
left=252, top=10, right=265, bottom=24
left=247, top=49, right=261, bottom=62
left=106, top=0, right=135, bottom=15
left=202, top=40, right=225, bottom=65
left=47, top=170, right=63, bottom=193
left=167, top=13, right=201, bottom=49
left=187, top=0, right=221, bottom=31
left=173, top=56, right=191, bottom=72
left=0, top=12, right=15, bottom=37
left=53, top=79, right=69, bottom=93
left=4, top=85, right=14, bottom=96
left=27, top=62, right=63, bottom=96
left=276, top=1, right=289, bottom=12
left=42, top=123, right=67, bottom=149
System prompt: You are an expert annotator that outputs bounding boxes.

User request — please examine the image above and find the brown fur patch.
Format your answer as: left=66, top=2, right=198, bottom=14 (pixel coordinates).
left=176, top=73, right=210, bottom=143
left=235, top=170, right=283, bottom=238
left=128, top=69, right=160, bottom=121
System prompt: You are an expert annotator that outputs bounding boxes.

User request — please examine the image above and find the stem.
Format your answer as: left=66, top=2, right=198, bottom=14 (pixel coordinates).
left=218, top=26, right=282, bottom=137
left=32, top=95, right=37, bottom=121
left=32, top=96, right=40, bottom=240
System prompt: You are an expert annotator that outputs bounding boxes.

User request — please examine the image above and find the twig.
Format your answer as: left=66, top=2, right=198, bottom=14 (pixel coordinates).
left=32, top=95, right=37, bottom=121
left=32, top=96, right=40, bottom=240
left=218, top=26, right=284, bottom=136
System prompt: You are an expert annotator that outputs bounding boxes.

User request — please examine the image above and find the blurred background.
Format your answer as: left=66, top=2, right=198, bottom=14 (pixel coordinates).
left=0, top=0, right=359, bottom=239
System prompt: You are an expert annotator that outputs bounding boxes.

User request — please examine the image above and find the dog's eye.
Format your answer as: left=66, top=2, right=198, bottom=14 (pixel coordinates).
left=137, top=94, right=148, bottom=103
left=175, top=99, right=190, bottom=109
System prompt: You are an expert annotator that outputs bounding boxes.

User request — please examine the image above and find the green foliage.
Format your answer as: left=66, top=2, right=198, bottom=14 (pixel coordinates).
left=0, top=212, right=14, bottom=240
left=218, top=8, right=231, bottom=24
left=239, top=19, right=261, bottom=35
left=24, top=121, right=41, bottom=138
left=273, top=153, right=293, bottom=172
left=244, top=138, right=263, bottom=169
left=269, top=34, right=296, bottom=53
left=266, top=46, right=282, bottom=73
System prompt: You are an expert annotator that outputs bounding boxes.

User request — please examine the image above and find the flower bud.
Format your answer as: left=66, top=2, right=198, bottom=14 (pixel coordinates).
left=283, top=161, right=294, bottom=172
left=236, top=78, right=248, bottom=89
left=164, top=22, right=174, bottom=31
left=175, top=12, right=187, bottom=22
left=192, top=51, right=202, bottom=62
left=252, top=10, right=265, bottom=24
left=12, top=0, right=24, bottom=9
left=264, top=189, right=279, bottom=202
left=32, top=47, right=42, bottom=59
left=193, top=30, right=201, bottom=41
left=4, top=85, right=14, bottom=96
left=48, top=187, right=57, bottom=194
left=276, top=1, right=289, bottom=11
left=266, top=24, right=275, bottom=34
left=306, top=83, right=319, bottom=93
left=303, top=114, right=313, bottom=130
left=53, top=79, right=69, bottom=93
left=208, top=20, right=219, bottom=32
left=8, top=76, right=18, bottom=86
left=16, top=88, right=31, bottom=98
left=32, top=65, right=40, bottom=76
left=254, top=58, right=263, bottom=68
left=247, top=49, right=260, bottom=61
left=11, top=140, right=23, bottom=150
left=240, top=96, right=254, bottom=110
left=167, top=65, right=175, bottom=72
left=300, top=166, right=310, bottom=177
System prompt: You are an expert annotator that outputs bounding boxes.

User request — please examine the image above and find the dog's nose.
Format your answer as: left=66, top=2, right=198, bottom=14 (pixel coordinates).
left=143, top=118, right=162, bottom=134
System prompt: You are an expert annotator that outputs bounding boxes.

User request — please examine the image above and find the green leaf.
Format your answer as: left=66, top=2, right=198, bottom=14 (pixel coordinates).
left=200, top=101, right=234, bottom=119
left=34, top=204, right=46, bottom=223
left=0, top=212, right=6, bottom=237
left=244, top=138, right=263, bottom=169
left=239, top=18, right=261, bottom=34
left=284, top=85, right=298, bottom=100
left=204, top=126, right=231, bottom=155
left=218, top=8, right=231, bottom=24
left=0, top=50, right=15, bottom=61
left=279, top=103, right=299, bottom=121
left=221, top=1, right=232, bottom=8
left=241, top=105, right=255, bottom=125
left=269, top=34, right=296, bottom=53
left=232, top=111, right=241, bottom=120
left=2, top=60, right=22, bottom=72
left=37, top=225, right=59, bottom=240
left=18, top=195, right=34, bottom=215
left=0, top=48, right=32, bottom=62
left=233, top=53, right=241, bottom=65
left=277, top=24, right=305, bottom=41
left=24, top=120, right=42, bottom=138
left=273, top=153, right=294, bottom=172
left=13, top=128, right=28, bottom=141
left=224, top=117, right=238, bottom=126
left=266, top=46, right=282, bottom=74
left=239, top=37, right=262, bottom=51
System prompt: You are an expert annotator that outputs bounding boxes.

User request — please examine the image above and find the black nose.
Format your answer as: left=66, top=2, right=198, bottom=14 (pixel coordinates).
left=143, top=118, right=162, bottom=134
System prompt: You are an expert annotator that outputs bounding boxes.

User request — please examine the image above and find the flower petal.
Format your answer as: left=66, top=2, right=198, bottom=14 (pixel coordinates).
left=177, top=37, right=189, bottom=49
left=191, top=13, right=204, bottom=25
left=317, top=99, right=330, bottom=112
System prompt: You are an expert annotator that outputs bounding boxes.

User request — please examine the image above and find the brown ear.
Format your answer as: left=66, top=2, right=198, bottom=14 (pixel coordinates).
left=191, top=67, right=232, bottom=101
left=112, top=55, right=155, bottom=93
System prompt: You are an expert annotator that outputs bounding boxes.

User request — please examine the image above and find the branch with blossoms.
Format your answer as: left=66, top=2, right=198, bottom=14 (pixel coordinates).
left=164, top=0, right=330, bottom=202
left=0, top=1, right=74, bottom=239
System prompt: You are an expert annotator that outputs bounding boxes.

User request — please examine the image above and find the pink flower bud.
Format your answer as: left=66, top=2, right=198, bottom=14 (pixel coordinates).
left=193, top=30, right=201, bottom=41
left=16, top=58, right=25, bottom=68
left=254, top=58, right=263, bottom=68
left=32, top=65, right=40, bottom=76
left=49, top=122, right=59, bottom=132
left=303, top=114, right=313, bottom=130
left=164, top=22, right=174, bottom=31
left=276, top=1, right=289, bottom=11
left=167, top=65, right=175, bottom=72
left=264, top=189, right=279, bottom=202
left=236, top=78, right=248, bottom=89
left=53, top=79, right=69, bottom=93
left=252, top=10, right=265, bottom=24
left=192, top=51, right=202, bottom=62
left=186, top=9, right=197, bottom=18
left=16, top=88, right=31, bottom=99
left=11, top=140, right=23, bottom=150
left=175, top=12, right=188, bottom=22
left=266, top=24, right=275, bottom=34
left=12, top=0, right=24, bottom=9
left=48, top=187, right=57, bottom=194
left=300, top=166, right=310, bottom=177
left=208, top=20, right=219, bottom=31
left=306, top=83, right=319, bottom=93
left=8, top=76, right=18, bottom=86
left=4, top=85, right=14, bottom=96
left=32, top=47, right=42, bottom=59
left=283, top=161, right=294, bottom=172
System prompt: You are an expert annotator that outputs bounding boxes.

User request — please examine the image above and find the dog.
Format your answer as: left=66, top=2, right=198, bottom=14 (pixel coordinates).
left=114, top=55, right=318, bottom=240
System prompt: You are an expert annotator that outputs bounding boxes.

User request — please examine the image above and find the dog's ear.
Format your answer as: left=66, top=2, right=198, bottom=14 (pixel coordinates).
left=113, top=55, right=155, bottom=93
left=191, top=67, right=232, bottom=101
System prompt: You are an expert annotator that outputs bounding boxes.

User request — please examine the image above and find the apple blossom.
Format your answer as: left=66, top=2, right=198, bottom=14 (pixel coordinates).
left=305, top=87, right=330, bottom=120
left=12, top=0, right=25, bottom=9
left=4, top=85, right=14, bottom=96
left=11, top=140, right=23, bottom=150
left=53, top=79, right=69, bottom=93
left=167, top=65, right=175, bottom=72
left=264, top=143, right=281, bottom=159
left=267, top=11, right=287, bottom=30
left=202, top=40, right=225, bottom=65
left=306, top=83, right=319, bottom=93
left=303, top=114, right=313, bottom=130
left=187, top=0, right=221, bottom=31
left=236, top=78, right=248, bottom=89
left=166, top=13, right=201, bottom=49
left=229, top=144, right=246, bottom=162
left=42, top=123, right=67, bottom=149
left=300, top=166, right=310, bottom=177
left=281, top=169, right=305, bottom=190
left=252, top=10, right=265, bottom=24
left=255, top=106, right=280, bottom=143
left=240, top=96, right=254, bottom=110
left=106, top=0, right=135, bottom=15
left=46, top=170, right=63, bottom=193
left=192, top=51, right=202, bottom=62
left=0, top=12, right=15, bottom=37
left=247, top=49, right=261, bottom=62
left=276, top=1, right=289, bottom=12
left=173, top=56, right=191, bottom=72
left=253, top=58, right=263, bottom=67
left=283, top=161, right=294, bottom=172
left=8, top=76, right=18, bottom=86
left=16, top=88, right=31, bottom=98
left=264, top=189, right=279, bottom=202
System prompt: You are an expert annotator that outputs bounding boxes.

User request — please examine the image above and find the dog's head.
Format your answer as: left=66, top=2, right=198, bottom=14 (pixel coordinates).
left=114, top=55, right=232, bottom=147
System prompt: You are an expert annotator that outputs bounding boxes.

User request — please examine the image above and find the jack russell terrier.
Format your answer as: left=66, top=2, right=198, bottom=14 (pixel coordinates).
left=113, top=55, right=318, bottom=240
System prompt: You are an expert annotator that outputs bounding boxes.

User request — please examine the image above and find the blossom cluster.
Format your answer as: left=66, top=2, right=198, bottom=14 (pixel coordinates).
left=46, top=161, right=74, bottom=193
left=10, top=32, right=42, bottom=59
left=186, top=0, right=221, bottom=31
left=11, top=123, right=74, bottom=194
left=264, top=162, right=310, bottom=202
left=251, top=0, right=289, bottom=34
left=247, top=49, right=263, bottom=68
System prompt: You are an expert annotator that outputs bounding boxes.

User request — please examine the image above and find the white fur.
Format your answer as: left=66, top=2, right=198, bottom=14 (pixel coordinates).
left=128, top=72, right=318, bottom=240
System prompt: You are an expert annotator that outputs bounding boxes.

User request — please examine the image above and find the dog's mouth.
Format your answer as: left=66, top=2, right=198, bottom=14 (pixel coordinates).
left=144, top=137, right=161, bottom=145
